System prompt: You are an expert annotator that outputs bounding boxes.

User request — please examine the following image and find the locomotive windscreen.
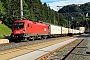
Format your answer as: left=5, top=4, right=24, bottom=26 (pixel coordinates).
left=14, top=22, right=24, bottom=29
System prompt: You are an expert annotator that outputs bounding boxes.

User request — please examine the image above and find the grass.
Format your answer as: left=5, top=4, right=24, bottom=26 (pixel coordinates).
left=56, top=50, right=63, bottom=53
left=0, top=24, right=12, bottom=38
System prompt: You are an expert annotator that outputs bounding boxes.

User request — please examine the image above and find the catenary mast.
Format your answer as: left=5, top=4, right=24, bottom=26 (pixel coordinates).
left=20, top=0, right=23, bottom=19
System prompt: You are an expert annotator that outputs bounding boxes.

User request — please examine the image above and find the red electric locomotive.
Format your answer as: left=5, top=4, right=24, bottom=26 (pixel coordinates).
left=11, top=19, right=49, bottom=41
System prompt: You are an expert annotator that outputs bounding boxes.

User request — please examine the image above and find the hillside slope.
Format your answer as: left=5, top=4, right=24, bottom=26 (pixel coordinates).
left=0, top=24, right=12, bottom=38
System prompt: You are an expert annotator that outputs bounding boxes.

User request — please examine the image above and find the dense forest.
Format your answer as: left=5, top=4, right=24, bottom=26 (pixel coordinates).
left=0, top=0, right=67, bottom=28
left=0, top=0, right=90, bottom=30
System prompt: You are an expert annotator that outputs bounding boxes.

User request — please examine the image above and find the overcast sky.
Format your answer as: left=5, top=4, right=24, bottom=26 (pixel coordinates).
left=41, top=0, right=90, bottom=11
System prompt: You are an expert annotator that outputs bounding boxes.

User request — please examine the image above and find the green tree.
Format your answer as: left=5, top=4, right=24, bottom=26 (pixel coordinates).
left=0, top=1, right=5, bottom=20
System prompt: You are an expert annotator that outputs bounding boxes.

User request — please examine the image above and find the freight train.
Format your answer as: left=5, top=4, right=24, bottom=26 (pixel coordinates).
left=10, top=19, right=85, bottom=41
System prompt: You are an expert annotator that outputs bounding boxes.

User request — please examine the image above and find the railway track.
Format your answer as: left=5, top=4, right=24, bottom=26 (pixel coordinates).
left=0, top=36, right=70, bottom=51
left=62, top=35, right=88, bottom=60
left=62, top=39, right=85, bottom=60
left=45, top=35, right=88, bottom=60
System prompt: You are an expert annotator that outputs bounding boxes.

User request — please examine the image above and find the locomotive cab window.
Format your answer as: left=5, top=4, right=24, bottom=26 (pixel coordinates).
left=14, top=22, right=24, bottom=29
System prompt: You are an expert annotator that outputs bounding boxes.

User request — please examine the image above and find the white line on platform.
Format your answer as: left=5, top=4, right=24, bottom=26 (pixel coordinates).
left=10, top=38, right=78, bottom=60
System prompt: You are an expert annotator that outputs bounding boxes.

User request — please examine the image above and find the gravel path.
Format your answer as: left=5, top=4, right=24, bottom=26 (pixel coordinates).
left=45, top=34, right=90, bottom=60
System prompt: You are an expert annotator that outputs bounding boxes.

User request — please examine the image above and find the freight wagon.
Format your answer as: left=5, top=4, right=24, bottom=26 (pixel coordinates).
left=79, top=27, right=85, bottom=34
left=68, top=28, right=73, bottom=36
left=61, top=27, right=68, bottom=36
left=48, top=24, right=62, bottom=37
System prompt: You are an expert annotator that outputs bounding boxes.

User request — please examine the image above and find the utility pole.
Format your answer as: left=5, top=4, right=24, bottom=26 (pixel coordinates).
left=85, top=12, right=89, bottom=33
left=20, top=0, right=23, bottom=19
left=48, top=4, right=51, bottom=23
left=57, top=6, right=63, bottom=10
left=54, top=11, right=55, bottom=25
left=57, top=6, right=62, bottom=25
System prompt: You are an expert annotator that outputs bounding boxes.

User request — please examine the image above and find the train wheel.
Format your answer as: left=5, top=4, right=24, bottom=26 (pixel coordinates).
left=22, top=37, right=28, bottom=42
left=41, top=38, right=44, bottom=40
left=32, top=37, right=35, bottom=41
left=43, top=36, right=47, bottom=39
left=37, top=36, right=42, bottom=40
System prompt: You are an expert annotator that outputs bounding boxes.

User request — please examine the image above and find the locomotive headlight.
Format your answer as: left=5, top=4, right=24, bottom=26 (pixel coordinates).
left=22, top=30, right=25, bottom=33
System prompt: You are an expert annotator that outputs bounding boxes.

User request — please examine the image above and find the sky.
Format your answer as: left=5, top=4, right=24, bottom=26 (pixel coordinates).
left=41, top=0, right=90, bottom=11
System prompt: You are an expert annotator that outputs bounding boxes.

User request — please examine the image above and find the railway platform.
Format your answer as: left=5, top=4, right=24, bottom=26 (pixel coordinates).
left=9, top=38, right=77, bottom=60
